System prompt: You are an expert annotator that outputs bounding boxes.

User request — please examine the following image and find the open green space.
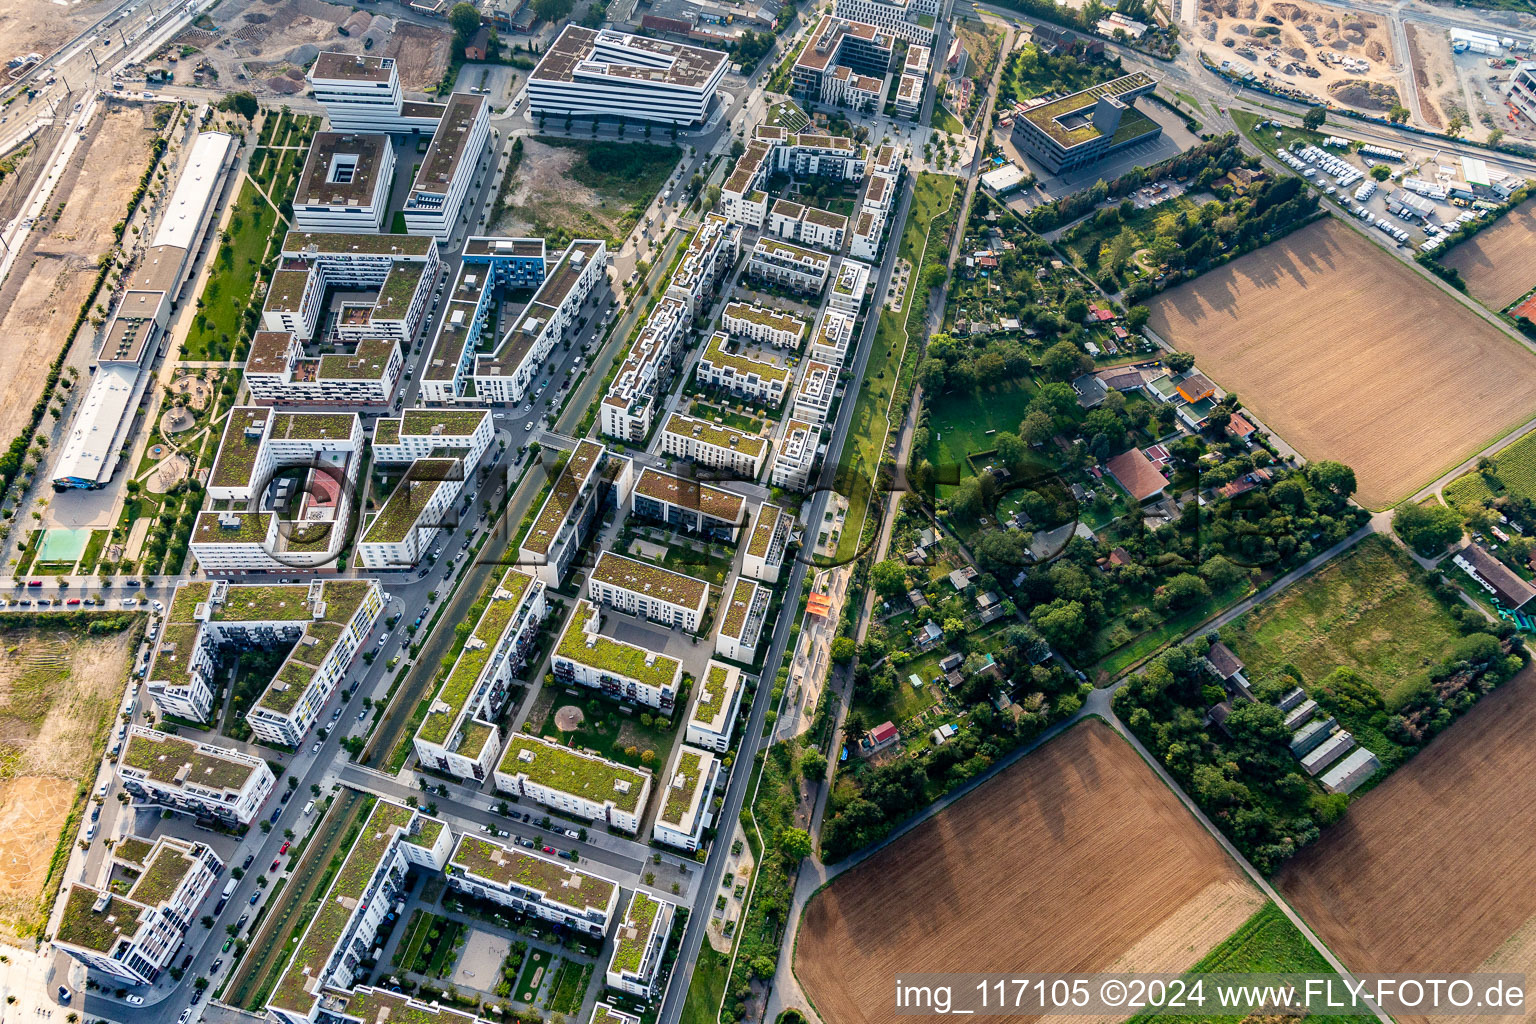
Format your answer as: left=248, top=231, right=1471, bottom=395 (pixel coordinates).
left=933, top=105, right=964, bottom=135
left=680, top=945, right=729, bottom=1024
left=548, top=957, right=592, bottom=1013
left=182, top=179, right=279, bottom=361
left=923, top=378, right=1038, bottom=498
left=516, top=946, right=551, bottom=1002
left=1222, top=535, right=1462, bottom=710
left=1126, top=902, right=1375, bottom=1024
left=533, top=690, right=681, bottom=772
left=392, top=909, right=433, bottom=968
left=504, top=137, right=679, bottom=248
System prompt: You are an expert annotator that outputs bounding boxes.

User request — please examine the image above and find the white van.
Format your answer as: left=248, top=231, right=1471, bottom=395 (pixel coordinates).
left=303, top=801, right=315, bottom=816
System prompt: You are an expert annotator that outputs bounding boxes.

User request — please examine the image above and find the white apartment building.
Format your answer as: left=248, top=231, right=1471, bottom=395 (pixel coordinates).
left=413, top=568, right=546, bottom=783
left=834, top=0, right=938, bottom=43
left=665, top=213, right=738, bottom=320
left=772, top=418, right=823, bottom=491
left=599, top=297, right=687, bottom=444
left=402, top=93, right=490, bottom=240
left=474, top=239, right=607, bottom=403
left=420, top=262, right=495, bottom=403
left=606, top=892, right=675, bottom=997
left=357, top=457, right=467, bottom=569
left=306, top=52, right=407, bottom=132
left=829, top=258, right=871, bottom=313
left=447, top=834, right=619, bottom=937
left=292, top=132, right=395, bottom=233
left=652, top=745, right=720, bottom=852
left=894, top=73, right=924, bottom=116
left=528, top=25, right=728, bottom=126
left=721, top=301, right=807, bottom=350
left=117, top=728, right=275, bottom=825
left=850, top=207, right=885, bottom=261
left=494, top=734, right=653, bottom=833
left=631, top=467, right=745, bottom=538
left=266, top=802, right=452, bottom=1024
left=54, top=837, right=223, bottom=985
left=794, top=359, right=838, bottom=424
left=743, top=502, right=791, bottom=584
left=715, top=577, right=770, bottom=663
left=686, top=661, right=745, bottom=752
left=761, top=127, right=870, bottom=181
left=810, top=308, right=857, bottom=365
left=593, top=1004, right=641, bottom=1024
left=263, top=231, right=438, bottom=344
left=720, top=139, right=773, bottom=229
left=553, top=600, right=684, bottom=712
left=206, top=408, right=362, bottom=502
left=695, top=332, right=794, bottom=406
left=243, top=331, right=403, bottom=408
left=905, top=43, right=932, bottom=75
left=864, top=169, right=897, bottom=213
left=588, top=551, right=711, bottom=634
left=660, top=413, right=770, bottom=480
left=519, top=440, right=611, bottom=587
left=768, top=198, right=849, bottom=252
left=371, top=408, right=493, bottom=466
left=747, top=238, right=831, bottom=294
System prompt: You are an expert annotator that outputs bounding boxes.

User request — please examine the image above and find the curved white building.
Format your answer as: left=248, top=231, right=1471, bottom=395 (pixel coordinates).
left=528, top=25, right=728, bottom=126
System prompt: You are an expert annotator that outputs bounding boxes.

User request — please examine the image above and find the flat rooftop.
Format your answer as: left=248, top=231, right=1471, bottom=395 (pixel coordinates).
left=532, top=24, right=727, bottom=89
left=409, top=93, right=487, bottom=201
left=310, top=51, right=396, bottom=83
left=450, top=833, right=615, bottom=911
left=1019, top=71, right=1157, bottom=148
left=664, top=412, right=768, bottom=457
left=479, top=240, right=603, bottom=377
left=522, top=440, right=605, bottom=556
left=463, top=236, right=545, bottom=259
left=282, top=231, right=435, bottom=258
left=634, top=467, right=744, bottom=523
left=295, top=132, right=391, bottom=209
left=591, top=551, right=709, bottom=610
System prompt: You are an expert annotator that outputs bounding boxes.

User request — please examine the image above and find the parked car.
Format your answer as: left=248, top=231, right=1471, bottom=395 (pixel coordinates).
left=211, top=958, right=224, bottom=973
left=237, top=913, right=249, bottom=929
left=242, top=854, right=254, bottom=869
left=249, top=893, right=259, bottom=905
left=177, top=1010, right=192, bottom=1024
left=126, top=995, right=145, bottom=1005
left=57, top=987, right=70, bottom=1004
left=279, top=841, right=290, bottom=854
left=270, top=859, right=280, bottom=871
left=222, top=938, right=232, bottom=951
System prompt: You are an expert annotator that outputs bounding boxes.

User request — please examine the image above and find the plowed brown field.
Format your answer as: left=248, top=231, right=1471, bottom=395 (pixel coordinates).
left=1440, top=198, right=1536, bottom=311
left=1146, top=218, right=1536, bottom=509
left=795, top=721, right=1261, bottom=1024
left=1277, top=665, right=1536, bottom=1024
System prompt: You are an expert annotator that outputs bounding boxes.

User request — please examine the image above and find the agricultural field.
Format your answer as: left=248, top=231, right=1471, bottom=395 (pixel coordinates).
left=0, top=618, right=139, bottom=942
left=1439, top=198, right=1536, bottom=311
left=795, top=721, right=1264, bottom=1024
left=0, top=103, right=162, bottom=448
left=1221, top=535, right=1462, bottom=710
left=1277, top=664, right=1536, bottom=1023
left=1443, top=429, right=1536, bottom=516
left=489, top=137, right=680, bottom=248
left=1146, top=217, right=1536, bottom=508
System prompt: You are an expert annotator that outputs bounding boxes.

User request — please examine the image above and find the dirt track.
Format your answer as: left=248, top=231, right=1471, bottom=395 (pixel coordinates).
left=1439, top=198, right=1536, bottom=311
left=1277, top=666, right=1536, bottom=1024
left=0, top=103, right=159, bottom=450
left=795, top=721, right=1260, bottom=1024
left=1146, top=218, right=1536, bottom=509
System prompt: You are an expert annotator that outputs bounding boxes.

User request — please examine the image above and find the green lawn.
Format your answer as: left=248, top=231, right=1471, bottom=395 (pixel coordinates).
left=535, top=692, right=681, bottom=772
left=680, top=946, right=728, bottom=1024
left=834, top=172, right=960, bottom=565
left=933, top=104, right=964, bottom=135
left=392, top=909, right=432, bottom=968
left=1443, top=430, right=1536, bottom=516
left=924, top=378, right=1039, bottom=495
left=1223, top=535, right=1462, bottom=709
left=182, top=180, right=279, bottom=361
left=1089, top=579, right=1251, bottom=684
left=516, top=947, right=552, bottom=1003
left=1060, top=194, right=1200, bottom=272
left=1126, top=902, right=1376, bottom=1024
left=1174, top=90, right=1204, bottom=113
left=548, top=959, right=592, bottom=1013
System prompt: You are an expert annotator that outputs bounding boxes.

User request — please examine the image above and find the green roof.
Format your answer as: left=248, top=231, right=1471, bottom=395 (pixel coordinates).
left=56, top=885, right=143, bottom=953
left=210, top=408, right=269, bottom=489
left=127, top=842, right=194, bottom=906
left=1020, top=71, right=1156, bottom=147
left=459, top=720, right=494, bottom=759
left=374, top=418, right=402, bottom=445
left=659, top=748, right=707, bottom=827
left=375, top=261, right=426, bottom=321
left=719, top=578, right=760, bottom=641
left=400, top=409, right=488, bottom=437
left=403, top=818, right=444, bottom=849
left=114, top=837, right=154, bottom=866
left=271, top=801, right=419, bottom=1014
left=193, top=511, right=273, bottom=545
left=282, top=230, right=435, bottom=257
left=364, top=458, right=457, bottom=544
left=122, top=730, right=258, bottom=791
left=272, top=412, right=357, bottom=440
left=722, top=301, right=807, bottom=338
left=167, top=581, right=214, bottom=623
left=450, top=833, right=615, bottom=911
left=701, top=333, right=793, bottom=386
left=556, top=601, right=682, bottom=692
left=497, top=734, right=648, bottom=813
left=747, top=503, right=784, bottom=559
left=212, top=584, right=313, bottom=621
left=342, top=990, right=478, bottom=1024
left=691, top=664, right=737, bottom=731
left=417, top=570, right=535, bottom=747
left=664, top=413, right=768, bottom=457
left=523, top=441, right=604, bottom=556
left=610, top=892, right=663, bottom=976
left=254, top=580, right=377, bottom=713
left=590, top=552, right=709, bottom=612
left=318, top=336, right=397, bottom=381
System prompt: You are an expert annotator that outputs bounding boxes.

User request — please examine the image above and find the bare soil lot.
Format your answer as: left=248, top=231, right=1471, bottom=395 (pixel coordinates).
left=489, top=136, right=679, bottom=248
left=0, top=0, right=119, bottom=71
left=0, top=624, right=135, bottom=942
left=1146, top=217, right=1536, bottom=509
left=1277, top=665, right=1536, bottom=1024
left=1439, top=198, right=1536, bottom=311
left=1405, top=22, right=1454, bottom=131
left=795, top=720, right=1262, bottom=1024
left=386, top=22, right=451, bottom=91
left=0, top=103, right=160, bottom=449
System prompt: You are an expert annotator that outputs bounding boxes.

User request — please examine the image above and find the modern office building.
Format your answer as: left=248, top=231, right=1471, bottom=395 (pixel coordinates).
left=552, top=600, right=684, bottom=713
left=747, top=238, right=831, bottom=294
left=266, top=802, right=451, bottom=1024
left=588, top=552, right=711, bottom=634
left=518, top=440, right=612, bottom=587
left=494, top=733, right=653, bottom=833
left=695, top=332, right=794, bottom=406
left=771, top=419, right=822, bottom=491
left=631, top=467, right=745, bottom=538
left=660, top=413, right=770, bottom=479
left=721, top=302, right=807, bottom=350
left=715, top=577, right=770, bottom=663
left=1009, top=71, right=1159, bottom=174
left=652, top=745, right=720, bottom=852
left=474, top=239, right=607, bottom=403
left=606, top=892, right=675, bottom=997
left=402, top=92, right=491, bottom=240
left=306, top=52, right=444, bottom=132
left=528, top=25, right=729, bottom=126
left=54, top=837, right=224, bottom=984
left=292, top=132, right=395, bottom=232
left=686, top=661, right=745, bottom=752
left=834, top=0, right=938, bottom=44
left=743, top=502, right=791, bottom=584
left=447, top=834, right=619, bottom=936
left=413, top=568, right=546, bottom=782
left=117, top=729, right=276, bottom=825
left=793, top=16, right=893, bottom=111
